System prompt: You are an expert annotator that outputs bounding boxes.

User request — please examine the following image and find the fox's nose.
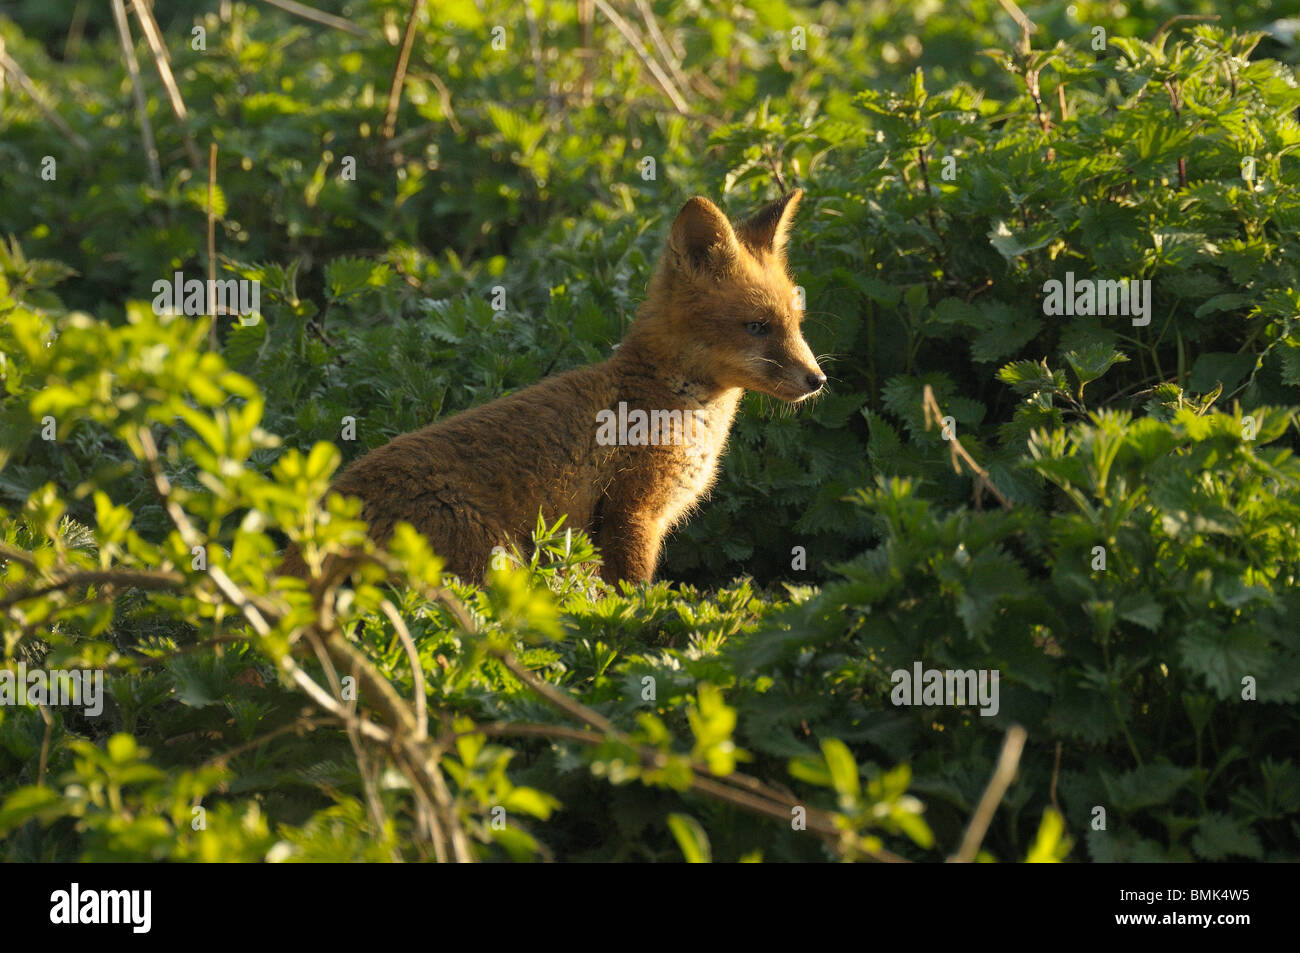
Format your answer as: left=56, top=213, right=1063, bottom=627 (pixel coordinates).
left=804, top=372, right=827, bottom=392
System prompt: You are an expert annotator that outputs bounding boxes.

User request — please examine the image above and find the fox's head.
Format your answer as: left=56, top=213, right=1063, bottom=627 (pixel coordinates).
left=637, top=190, right=825, bottom=403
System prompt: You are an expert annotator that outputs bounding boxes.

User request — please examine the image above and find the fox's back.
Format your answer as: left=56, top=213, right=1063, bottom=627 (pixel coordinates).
left=331, top=362, right=618, bottom=561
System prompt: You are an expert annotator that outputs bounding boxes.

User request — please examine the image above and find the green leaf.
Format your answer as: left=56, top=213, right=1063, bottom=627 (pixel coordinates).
left=1193, top=293, right=1251, bottom=318
left=1116, top=592, right=1163, bottom=631
left=503, top=787, right=560, bottom=820
left=1190, top=813, right=1263, bottom=860
left=970, top=302, right=1042, bottom=363
left=1025, top=808, right=1070, bottom=862
left=997, top=359, right=1067, bottom=395
left=107, top=733, right=139, bottom=765
left=987, top=219, right=1057, bottom=260
left=184, top=183, right=227, bottom=217
left=325, top=257, right=393, bottom=300
left=1064, top=343, right=1129, bottom=396
left=788, top=755, right=833, bottom=788
left=0, top=786, right=63, bottom=833
left=1100, top=763, right=1195, bottom=813
left=1178, top=620, right=1271, bottom=700
left=1186, top=352, right=1255, bottom=394
left=821, top=738, right=861, bottom=801
left=667, top=813, right=712, bottom=863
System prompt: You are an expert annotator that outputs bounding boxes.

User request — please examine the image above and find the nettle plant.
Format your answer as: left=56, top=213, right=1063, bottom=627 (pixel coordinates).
left=663, top=27, right=1300, bottom=582
left=695, top=26, right=1300, bottom=858
left=738, top=400, right=1300, bottom=859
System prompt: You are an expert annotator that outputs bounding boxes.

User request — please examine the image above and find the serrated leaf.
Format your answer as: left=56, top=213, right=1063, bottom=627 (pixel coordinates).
left=1100, top=763, right=1195, bottom=813
left=1064, top=342, right=1129, bottom=392
left=970, top=302, right=1042, bottom=363
left=1178, top=620, right=1272, bottom=699
left=1190, top=813, right=1263, bottom=860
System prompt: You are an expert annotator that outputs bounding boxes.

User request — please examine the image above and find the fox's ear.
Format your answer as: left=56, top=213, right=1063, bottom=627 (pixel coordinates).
left=669, top=196, right=740, bottom=275
left=737, top=189, right=802, bottom=258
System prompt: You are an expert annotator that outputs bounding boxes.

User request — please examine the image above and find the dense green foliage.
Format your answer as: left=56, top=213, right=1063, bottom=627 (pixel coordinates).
left=2, top=1, right=1299, bottom=862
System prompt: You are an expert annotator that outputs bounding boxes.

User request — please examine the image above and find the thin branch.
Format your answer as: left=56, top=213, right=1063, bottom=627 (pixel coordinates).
left=524, top=2, right=546, bottom=102
left=922, top=385, right=1014, bottom=511
left=283, top=625, right=469, bottom=860
left=258, top=0, right=371, bottom=37
left=207, top=142, right=218, bottom=350
left=0, top=46, right=89, bottom=151
left=381, top=0, right=424, bottom=145
left=577, top=0, right=594, bottom=102
left=687, top=772, right=903, bottom=861
left=203, top=716, right=328, bottom=767
left=1151, top=14, right=1219, bottom=41
left=1049, top=741, right=1063, bottom=818
left=915, top=146, right=940, bottom=235
left=280, top=653, right=391, bottom=745
left=0, top=542, right=38, bottom=569
left=130, top=0, right=201, bottom=167
left=110, top=0, right=161, bottom=187
left=949, top=725, right=1028, bottom=862
left=475, top=722, right=606, bottom=745
left=409, top=69, right=460, bottom=135
left=111, top=0, right=161, bottom=187
left=381, top=598, right=427, bottom=740
left=1, top=567, right=185, bottom=611
left=995, top=0, right=1036, bottom=56
left=498, top=652, right=615, bottom=734
left=305, top=627, right=398, bottom=860
left=37, top=704, right=53, bottom=787
left=65, top=2, right=91, bottom=62
left=137, top=427, right=273, bottom=636
left=405, top=753, right=443, bottom=860
left=633, top=0, right=694, bottom=101
left=764, top=144, right=788, bottom=193
left=592, top=0, right=689, bottom=114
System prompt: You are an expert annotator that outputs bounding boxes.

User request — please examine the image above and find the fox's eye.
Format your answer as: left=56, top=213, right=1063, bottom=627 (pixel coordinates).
left=744, top=321, right=770, bottom=337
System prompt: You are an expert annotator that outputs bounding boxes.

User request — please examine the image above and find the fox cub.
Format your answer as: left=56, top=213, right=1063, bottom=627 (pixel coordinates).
left=284, top=190, right=824, bottom=584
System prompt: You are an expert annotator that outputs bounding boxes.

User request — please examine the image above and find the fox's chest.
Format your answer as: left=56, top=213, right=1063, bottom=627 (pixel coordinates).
left=595, top=385, right=742, bottom=532
left=659, top=404, right=734, bottom=529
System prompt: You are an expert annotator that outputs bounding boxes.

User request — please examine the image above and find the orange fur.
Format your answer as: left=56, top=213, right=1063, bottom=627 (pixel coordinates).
left=282, top=191, right=824, bottom=584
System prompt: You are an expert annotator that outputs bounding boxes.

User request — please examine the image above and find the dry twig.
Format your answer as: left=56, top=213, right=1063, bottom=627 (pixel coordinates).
left=130, top=0, right=201, bottom=167
left=111, top=0, right=161, bottom=186
left=949, top=725, right=1028, bottom=862
left=381, top=0, right=424, bottom=146
left=0, top=45, right=89, bottom=151
left=259, top=0, right=370, bottom=37
left=922, top=385, right=1014, bottom=511
left=592, top=0, right=689, bottom=114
